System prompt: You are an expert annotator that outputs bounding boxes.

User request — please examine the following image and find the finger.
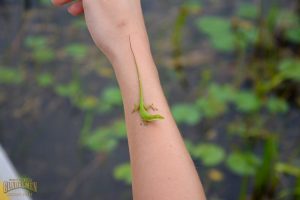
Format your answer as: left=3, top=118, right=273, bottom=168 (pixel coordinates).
left=52, top=0, right=73, bottom=6
left=68, top=1, right=84, bottom=16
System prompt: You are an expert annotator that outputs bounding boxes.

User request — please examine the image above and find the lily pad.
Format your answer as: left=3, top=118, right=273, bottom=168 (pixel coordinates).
left=171, top=104, right=201, bottom=125
left=101, top=86, right=122, bottom=106
left=278, top=59, right=300, bottom=81
left=25, top=36, right=48, bottom=49
left=113, top=163, right=132, bottom=184
left=266, top=97, right=288, bottom=113
left=232, top=90, right=261, bottom=113
left=195, top=16, right=231, bottom=36
left=236, top=3, right=258, bottom=19
left=36, top=73, right=54, bottom=87
left=285, top=27, right=300, bottom=43
left=0, top=67, right=23, bottom=84
left=226, top=152, right=261, bottom=176
left=64, top=44, right=88, bottom=60
left=32, top=48, right=55, bottom=63
left=195, top=16, right=235, bottom=52
left=83, top=128, right=118, bottom=152
left=191, top=143, right=225, bottom=166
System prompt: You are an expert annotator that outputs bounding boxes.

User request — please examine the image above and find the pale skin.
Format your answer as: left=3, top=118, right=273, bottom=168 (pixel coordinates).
left=52, top=0, right=206, bottom=199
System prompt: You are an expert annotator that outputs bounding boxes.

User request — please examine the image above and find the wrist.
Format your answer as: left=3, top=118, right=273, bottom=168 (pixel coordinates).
left=106, top=31, right=161, bottom=109
left=109, top=31, right=153, bottom=70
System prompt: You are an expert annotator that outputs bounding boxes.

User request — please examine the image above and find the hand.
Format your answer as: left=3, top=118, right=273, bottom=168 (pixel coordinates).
left=52, top=0, right=147, bottom=61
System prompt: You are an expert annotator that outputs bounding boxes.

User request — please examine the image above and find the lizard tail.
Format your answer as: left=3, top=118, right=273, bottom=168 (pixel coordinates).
left=129, top=36, right=143, bottom=103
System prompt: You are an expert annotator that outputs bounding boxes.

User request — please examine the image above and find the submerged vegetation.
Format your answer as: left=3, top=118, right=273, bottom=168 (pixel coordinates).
left=0, top=0, right=300, bottom=199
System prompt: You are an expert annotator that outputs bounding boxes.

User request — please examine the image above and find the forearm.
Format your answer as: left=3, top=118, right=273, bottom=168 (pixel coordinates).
left=111, top=33, right=206, bottom=200
left=51, top=0, right=205, bottom=199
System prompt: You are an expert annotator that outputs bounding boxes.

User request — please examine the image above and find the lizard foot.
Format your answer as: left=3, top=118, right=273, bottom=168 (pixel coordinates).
left=140, top=121, right=149, bottom=126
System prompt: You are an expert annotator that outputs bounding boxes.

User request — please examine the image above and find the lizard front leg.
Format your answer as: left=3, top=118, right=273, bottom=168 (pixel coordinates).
left=132, top=104, right=140, bottom=113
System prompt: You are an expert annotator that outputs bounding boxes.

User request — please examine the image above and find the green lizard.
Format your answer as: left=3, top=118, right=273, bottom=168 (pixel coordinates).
left=129, top=36, right=164, bottom=123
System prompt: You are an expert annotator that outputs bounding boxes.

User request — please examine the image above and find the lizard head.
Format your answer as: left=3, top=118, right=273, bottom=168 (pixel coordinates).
left=144, top=114, right=164, bottom=122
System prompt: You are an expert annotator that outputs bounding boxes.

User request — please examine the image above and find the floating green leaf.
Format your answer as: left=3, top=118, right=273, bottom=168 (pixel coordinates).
left=191, top=143, right=225, bottom=166
left=226, top=152, right=261, bottom=176
left=277, top=11, right=299, bottom=28
left=211, top=34, right=235, bottom=52
left=286, top=27, right=300, bottom=43
left=82, top=120, right=126, bottom=152
left=112, top=120, right=127, bottom=138
left=171, top=104, right=201, bottom=125
left=0, top=67, right=23, bottom=84
left=207, top=84, right=235, bottom=103
left=184, top=139, right=196, bottom=154
left=196, top=98, right=227, bottom=118
left=236, top=3, right=258, bottom=19
left=278, top=59, right=300, bottom=81
left=64, top=44, right=88, bottom=60
left=113, top=163, right=132, bottom=184
left=266, top=97, right=288, bottom=113
left=182, top=0, right=202, bottom=13
left=196, top=16, right=231, bottom=36
left=77, top=96, right=98, bottom=110
left=25, top=36, right=48, bottom=49
left=101, top=86, right=122, bottom=106
left=55, top=81, right=81, bottom=98
left=227, top=121, right=247, bottom=137
left=195, top=16, right=235, bottom=52
left=275, top=162, right=300, bottom=177
left=97, top=86, right=122, bottom=112
left=243, top=27, right=258, bottom=43
left=227, top=118, right=265, bottom=138
left=32, top=48, right=55, bottom=63
left=195, top=84, right=234, bottom=118
left=25, top=36, right=54, bottom=63
left=83, top=128, right=116, bottom=152
left=232, top=90, right=261, bottom=113
left=36, top=73, right=54, bottom=87
left=236, top=26, right=259, bottom=49
left=83, top=128, right=118, bottom=152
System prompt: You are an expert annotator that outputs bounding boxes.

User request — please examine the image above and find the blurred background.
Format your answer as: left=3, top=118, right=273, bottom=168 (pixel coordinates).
left=0, top=0, right=300, bottom=199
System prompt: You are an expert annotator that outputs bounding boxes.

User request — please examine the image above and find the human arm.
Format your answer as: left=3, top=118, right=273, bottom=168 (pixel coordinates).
left=52, top=0, right=206, bottom=199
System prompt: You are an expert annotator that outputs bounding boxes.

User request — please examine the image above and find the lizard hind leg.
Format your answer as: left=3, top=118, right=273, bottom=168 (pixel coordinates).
left=144, top=103, right=158, bottom=111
